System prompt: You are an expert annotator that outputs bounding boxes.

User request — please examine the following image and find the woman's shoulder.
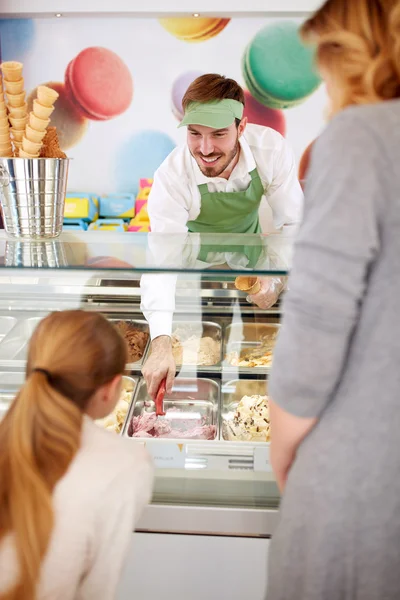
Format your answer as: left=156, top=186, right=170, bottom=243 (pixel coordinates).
left=319, top=100, right=400, bottom=151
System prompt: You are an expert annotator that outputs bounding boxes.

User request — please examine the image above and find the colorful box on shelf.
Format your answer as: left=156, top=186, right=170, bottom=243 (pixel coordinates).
left=128, top=205, right=150, bottom=232
left=62, top=219, right=88, bottom=231
left=135, top=178, right=153, bottom=215
left=128, top=178, right=153, bottom=232
left=99, top=193, right=135, bottom=219
left=64, top=193, right=99, bottom=222
left=88, top=219, right=128, bottom=232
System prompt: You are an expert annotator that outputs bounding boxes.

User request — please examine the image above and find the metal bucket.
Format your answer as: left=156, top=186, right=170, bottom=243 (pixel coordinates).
left=0, top=158, right=70, bottom=239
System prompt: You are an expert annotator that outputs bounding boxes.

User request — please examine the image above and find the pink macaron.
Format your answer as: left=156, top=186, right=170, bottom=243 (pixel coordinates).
left=243, top=90, right=286, bottom=137
left=64, top=47, right=133, bottom=121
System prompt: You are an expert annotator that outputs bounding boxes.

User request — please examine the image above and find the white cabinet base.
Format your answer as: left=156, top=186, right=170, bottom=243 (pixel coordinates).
left=119, top=533, right=270, bottom=600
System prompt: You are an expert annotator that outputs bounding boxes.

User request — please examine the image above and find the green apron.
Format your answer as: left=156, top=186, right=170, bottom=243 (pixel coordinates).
left=187, top=167, right=264, bottom=267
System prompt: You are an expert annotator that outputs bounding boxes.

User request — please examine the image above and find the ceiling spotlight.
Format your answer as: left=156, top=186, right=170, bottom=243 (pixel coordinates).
left=193, top=13, right=200, bottom=17
left=55, top=13, right=62, bottom=17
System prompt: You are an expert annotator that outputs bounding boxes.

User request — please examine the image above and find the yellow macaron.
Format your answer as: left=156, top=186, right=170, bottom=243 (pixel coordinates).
left=159, top=17, right=230, bottom=43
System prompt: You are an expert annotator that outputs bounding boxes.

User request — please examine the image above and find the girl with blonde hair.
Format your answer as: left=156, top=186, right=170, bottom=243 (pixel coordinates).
left=267, top=1, right=400, bottom=598
left=0, top=310, right=153, bottom=599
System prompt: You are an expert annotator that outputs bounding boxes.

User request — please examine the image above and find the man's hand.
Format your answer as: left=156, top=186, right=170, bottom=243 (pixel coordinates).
left=142, top=335, right=176, bottom=400
left=248, top=277, right=286, bottom=309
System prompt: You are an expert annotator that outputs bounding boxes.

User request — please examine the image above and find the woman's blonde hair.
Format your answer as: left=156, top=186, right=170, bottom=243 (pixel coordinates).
left=0, top=310, right=126, bottom=600
left=301, top=0, right=400, bottom=114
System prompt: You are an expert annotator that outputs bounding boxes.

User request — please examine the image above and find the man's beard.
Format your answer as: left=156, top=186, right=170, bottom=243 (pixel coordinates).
left=192, top=138, right=240, bottom=178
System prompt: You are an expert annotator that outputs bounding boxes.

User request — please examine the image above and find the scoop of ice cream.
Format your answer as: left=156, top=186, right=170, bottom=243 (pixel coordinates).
left=227, top=332, right=277, bottom=368
left=96, top=389, right=132, bottom=433
left=115, top=321, right=149, bottom=363
left=224, top=395, right=270, bottom=442
left=128, top=409, right=216, bottom=440
left=39, top=126, right=67, bottom=158
left=171, top=327, right=220, bottom=366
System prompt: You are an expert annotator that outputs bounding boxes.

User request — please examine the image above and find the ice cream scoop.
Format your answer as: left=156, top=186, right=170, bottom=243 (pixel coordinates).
left=234, top=276, right=261, bottom=295
left=155, top=379, right=166, bottom=417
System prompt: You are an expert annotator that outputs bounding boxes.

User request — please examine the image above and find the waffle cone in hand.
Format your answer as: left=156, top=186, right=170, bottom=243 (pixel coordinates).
left=235, top=276, right=261, bottom=294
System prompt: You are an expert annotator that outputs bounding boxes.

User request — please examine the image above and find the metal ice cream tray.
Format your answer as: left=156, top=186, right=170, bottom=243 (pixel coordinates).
left=123, top=377, right=219, bottom=442
left=108, top=318, right=150, bottom=370
left=222, top=322, right=280, bottom=375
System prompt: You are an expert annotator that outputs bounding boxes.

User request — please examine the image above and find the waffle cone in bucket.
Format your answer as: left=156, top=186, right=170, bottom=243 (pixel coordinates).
left=6, top=92, right=26, bottom=108
left=29, top=113, right=49, bottom=131
left=19, top=149, right=39, bottom=158
left=37, top=85, right=59, bottom=107
left=33, top=100, right=54, bottom=120
left=10, top=128, right=24, bottom=142
left=22, top=137, right=42, bottom=155
left=4, top=78, right=24, bottom=95
left=0, top=132, right=11, bottom=144
left=0, top=119, right=10, bottom=134
left=1, top=62, right=23, bottom=82
left=234, top=276, right=261, bottom=295
left=9, top=116, right=28, bottom=130
left=8, top=103, right=28, bottom=119
left=24, top=125, right=46, bottom=143
left=0, top=146, right=13, bottom=158
left=0, top=157, right=70, bottom=239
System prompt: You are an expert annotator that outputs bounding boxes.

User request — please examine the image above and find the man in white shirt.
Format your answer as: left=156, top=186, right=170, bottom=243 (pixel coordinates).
left=141, top=74, right=303, bottom=398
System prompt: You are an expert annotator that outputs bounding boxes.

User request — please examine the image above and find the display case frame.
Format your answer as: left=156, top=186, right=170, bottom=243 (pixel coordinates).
left=0, top=230, right=294, bottom=537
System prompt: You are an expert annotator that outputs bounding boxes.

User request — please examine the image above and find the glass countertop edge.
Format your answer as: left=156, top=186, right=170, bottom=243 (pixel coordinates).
left=0, top=265, right=289, bottom=275
left=0, top=231, right=294, bottom=274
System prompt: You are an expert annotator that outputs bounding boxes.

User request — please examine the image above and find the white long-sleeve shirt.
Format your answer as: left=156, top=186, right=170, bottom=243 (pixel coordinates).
left=141, top=124, right=303, bottom=339
left=148, top=123, right=303, bottom=233
left=0, top=416, right=153, bottom=600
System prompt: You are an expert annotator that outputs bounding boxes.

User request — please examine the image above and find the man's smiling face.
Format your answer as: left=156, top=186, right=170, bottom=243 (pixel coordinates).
left=187, top=120, right=246, bottom=178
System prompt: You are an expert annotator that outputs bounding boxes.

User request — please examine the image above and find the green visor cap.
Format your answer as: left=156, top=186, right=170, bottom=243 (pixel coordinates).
left=178, top=99, right=244, bottom=129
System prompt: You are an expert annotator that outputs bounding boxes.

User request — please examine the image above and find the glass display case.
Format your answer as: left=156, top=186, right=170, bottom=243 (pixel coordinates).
left=0, top=230, right=294, bottom=538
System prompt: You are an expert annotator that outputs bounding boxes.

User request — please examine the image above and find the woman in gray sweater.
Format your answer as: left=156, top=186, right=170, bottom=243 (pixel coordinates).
left=267, top=1, right=400, bottom=598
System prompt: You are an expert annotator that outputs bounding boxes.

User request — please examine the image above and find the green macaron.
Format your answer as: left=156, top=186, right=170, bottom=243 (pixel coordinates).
left=242, top=21, right=321, bottom=110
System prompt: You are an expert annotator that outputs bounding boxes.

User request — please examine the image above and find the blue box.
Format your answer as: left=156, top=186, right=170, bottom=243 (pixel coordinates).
left=88, top=219, right=127, bottom=232
left=99, top=193, right=135, bottom=219
left=63, top=219, right=88, bottom=231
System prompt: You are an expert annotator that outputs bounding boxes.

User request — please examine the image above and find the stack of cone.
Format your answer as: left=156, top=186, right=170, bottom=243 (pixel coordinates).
left=0, top=62, right=27, bottom=157
left=21, top=86, right=59, bottom=158
left=0, top=74, right=13, bottom=157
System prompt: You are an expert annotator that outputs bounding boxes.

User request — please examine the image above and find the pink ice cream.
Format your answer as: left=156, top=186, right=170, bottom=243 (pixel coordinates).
left=128, top=410, right=216, bottom=440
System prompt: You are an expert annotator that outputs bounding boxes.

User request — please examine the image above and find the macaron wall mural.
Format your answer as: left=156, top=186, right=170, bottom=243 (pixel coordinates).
left=0, top=16, right=326, bottom=194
